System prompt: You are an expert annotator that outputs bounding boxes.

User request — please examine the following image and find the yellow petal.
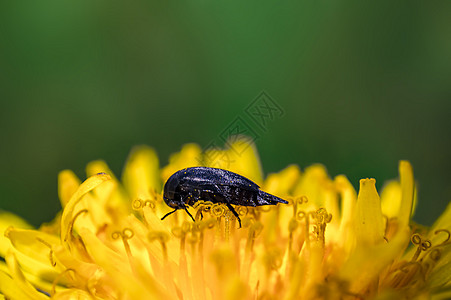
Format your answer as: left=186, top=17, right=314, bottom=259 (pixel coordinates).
left=431, top=288, right=451, bottom=300
left=354, top=179, right=385, bottom=246
left=205, top=136, right=263, bottom=185
left=293, top=164, right=330, bottom=207
left=85, top=160, right=117, bottom=180
left=161, top=143, right=202, bottom=183
left=52, top=289, right=94, bottom=300
left=334, top=175, right=357, bottom=253
left=4, top=228, right=63, bottom=294
left=334, top=175, right=357, bottom=233
left=340, top=227, right=410, bottom=294
left=226, top=278, right=249, bottom=300
left=428, top=244, right=451, bottom=290
left=52, top=245, right=104, bottom=289
left=0, top=211, right=32, bottom=257
left=122, top=145, right=161, bottom=200
left=210, top=246, right=241, bottom=300
left=431, top=201, right=451, bottom=234
left=79, top=229, right=172, bottom=299
left=85, top=160, right=131, bottom=222
left=127, top=212, right=178, bottom=263
left=4, top=251, right=48, bottom=300
left=398, top=160, right=415, bottom=227
left=0, top=270, right=37, bottom=300
left=5, top=228, right=60, bottom=271
left=1, top=258, right=63, bottom=297
left=380, top=180, right=402, bottom=219
left=60, top=173, right=111, bottom=245
left=58, top=170, right=81, bottom=208
left=263, top=164, right=301, bottom=197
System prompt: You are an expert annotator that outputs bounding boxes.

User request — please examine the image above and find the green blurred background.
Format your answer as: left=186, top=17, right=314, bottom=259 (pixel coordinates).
left=1, top=1, right=450, bottom=227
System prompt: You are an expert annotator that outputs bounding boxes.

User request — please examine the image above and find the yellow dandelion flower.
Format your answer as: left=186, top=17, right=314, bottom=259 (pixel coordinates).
left=1, top=137, right=451, bottom=300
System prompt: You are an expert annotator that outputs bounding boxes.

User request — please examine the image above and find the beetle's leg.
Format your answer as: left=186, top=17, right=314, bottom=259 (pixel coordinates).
left=161, top=208, right=178, bottom=221
left=200, top=210, right=204, bottom=220
left=184, top=206, right=195, bottom=222
left=180, top=193, right=192, bottom=206
left=226, top=203, right=242, bottom=228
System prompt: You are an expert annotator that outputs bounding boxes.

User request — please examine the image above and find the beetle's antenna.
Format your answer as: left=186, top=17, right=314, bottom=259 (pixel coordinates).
left=161, top=209, right=178, bottom=221
left=184, top=206, right=195, bottom=222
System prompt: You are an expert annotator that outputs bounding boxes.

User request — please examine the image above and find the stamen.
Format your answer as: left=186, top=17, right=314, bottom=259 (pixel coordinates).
left=189, top=224, right=208, bottom=300
left=390, top=229, right=450, bottom=288
left=292, top=196, right=308, bottom=216
left=420, top=247, right=442, bottom=280
left=410, top=234, right=431, bottom=261
left=312, top=208, right=332, bottom=243
left=299, top=196, right=308, bottom=204
left=397, top=261, right=424, bottom=288
left=244, top=219, right=263, bottom=252
left=224, top=210, right=231, bottom=242
left=263, top=248, right=283, bottom=273
left=237, top=206, right=248, bottom=218
left=416, top=230, right=450, bottom=277
left=134, top=198, right=156, bottom=210
left=315, top=208, right=333, bottom=223
left=211, top=203, right=226, bottom=217
left=36, top=237, right=56, bottom=267
left=181, top=221, right=192, bottom=234
left=149, top=188, right=162, bottom=203
left=257, top=205, right=272, bottom=213
left=296, top=211, right=306, bottom=221
left=383, top=251, right=438, bottom=291
left=188, top=231, right=199, bottom=260
left=433, top=229, right=451, bottom=246
left=87, top=276, right=99, bottom=299
left=296, top=211, right=310, bottom=246
left=133, top=199, right=156, bottom=228
left=64, top=209, right=88, bottom=243
left=111, top=228, right=135, bottom=267
left=287, top=218, right=298, bottom=252
left=132, top=199, right=143, bottom=210
left=429, top=248, right=441, bottom=261
left=143, top=199, right=156, bottom=209
left=172, top=221, right=192, bottom=253
left=192, top=200, right=213, bottom=209
left=194, top=218, right=216, bottom=231
left=194, top=205, right=208, bottom=221
left=148, top=231, right=170, bottom=261
left=172, top=222, right=192, bottom=298
left=111, top=228, right=134, bottom=240
left=171, top=226, right=183, bottom=239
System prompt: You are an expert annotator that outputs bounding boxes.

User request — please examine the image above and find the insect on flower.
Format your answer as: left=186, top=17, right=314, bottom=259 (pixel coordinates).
left=161, top=167, right=288, bottom=227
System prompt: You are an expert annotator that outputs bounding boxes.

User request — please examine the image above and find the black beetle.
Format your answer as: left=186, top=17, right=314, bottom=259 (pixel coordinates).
left=160, top=167, right=288, bottom=227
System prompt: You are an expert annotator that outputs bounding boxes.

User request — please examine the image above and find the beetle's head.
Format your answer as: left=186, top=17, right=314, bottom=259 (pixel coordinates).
left=161, top=194, right=195, bottom=222
left=163, top=186, right=185, bottom=210
left=163, top=196, right=185, bottom=210
left=163, top=171, right=189, bottom=210
left=161, top=169, right=195, bottom=222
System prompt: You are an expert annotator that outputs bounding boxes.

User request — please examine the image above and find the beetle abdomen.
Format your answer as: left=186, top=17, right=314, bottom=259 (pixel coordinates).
left=257, top=190, right=288, bottom=205
left=196, top=186, right=287, bottom=207
left=196, top=185, right=258, bottom=207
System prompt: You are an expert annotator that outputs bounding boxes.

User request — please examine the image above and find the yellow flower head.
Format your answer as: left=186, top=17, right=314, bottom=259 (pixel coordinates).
left=1, top=137, right=451, bottom=300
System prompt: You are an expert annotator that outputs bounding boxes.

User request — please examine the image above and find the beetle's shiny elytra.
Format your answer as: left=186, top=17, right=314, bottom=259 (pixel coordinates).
left=160, top=167, right=288, bottom=227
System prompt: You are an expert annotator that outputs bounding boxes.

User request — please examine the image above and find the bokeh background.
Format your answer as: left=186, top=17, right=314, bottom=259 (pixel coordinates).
left=1, top=1, right=450, bottom=227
